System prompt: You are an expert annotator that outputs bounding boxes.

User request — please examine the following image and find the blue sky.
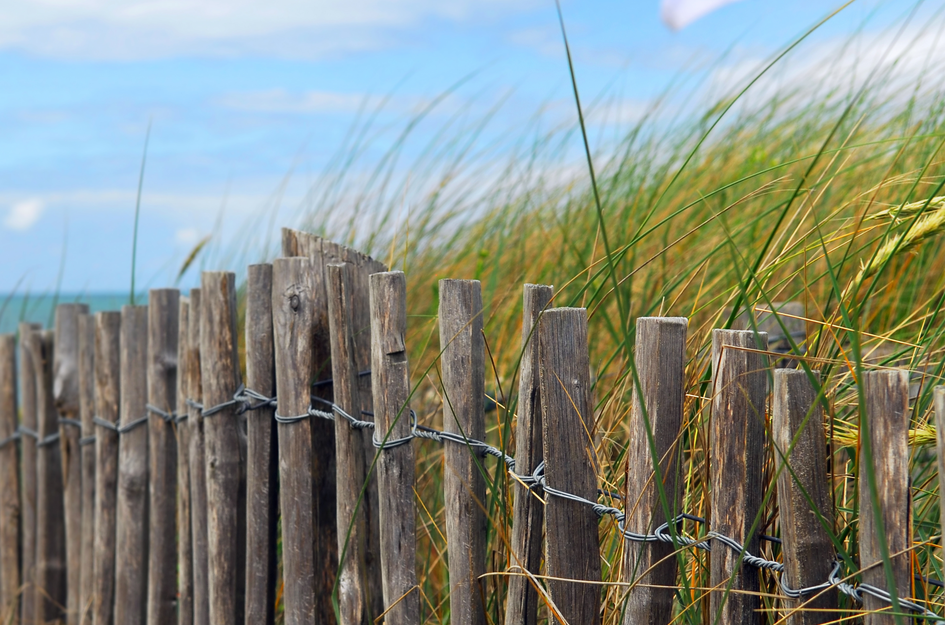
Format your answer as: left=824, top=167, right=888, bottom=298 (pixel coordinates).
left=0, top=0, right=937, bottom=294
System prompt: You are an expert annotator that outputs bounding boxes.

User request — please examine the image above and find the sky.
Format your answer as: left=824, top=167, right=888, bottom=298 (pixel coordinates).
left=0, top=0, right=939, bottom=296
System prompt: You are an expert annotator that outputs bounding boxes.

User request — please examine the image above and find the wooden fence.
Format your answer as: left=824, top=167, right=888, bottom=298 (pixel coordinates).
left=0, top=226, right=941, bottom=625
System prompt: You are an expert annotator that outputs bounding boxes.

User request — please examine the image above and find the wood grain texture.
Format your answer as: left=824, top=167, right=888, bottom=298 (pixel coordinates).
left=327, top=262, right=370, bottom=625
left=147, top=289, right=180, bottom=625
left=18, top=322, right=41, bottom=625
left=438, top=279, right=487, bottom=625
left=622, top=317, right=688, bottom=625
left=506, top=284, right=553, bottom=625
left=34, top=328, right=67, bottom=622
left=859, top=370, right=911, bottom=625
left=92, top=312, right=121, bottom=625
left=199, top=272, right=245, bottom=625
left=0, top=334, right=19, bottom=621
left=272, top=257, right=318, bottom=625
left=245, top=264, right=279, bottom=625
left=78, top=314, right=96, bottom=625
left=772, top=369, right=835, bottom=625
left=187, top=289, right=210, bottom=625
left=369, top=271, right=419, bottom=625
left=55, top=303, right=89, bottom=625
left=538, top=307, right=601, bottom=625
left=176, top=297, right=194, bottom=625
left=115, top=305, right=150, bottom=625
left=709, top=329, right=768, bottom=625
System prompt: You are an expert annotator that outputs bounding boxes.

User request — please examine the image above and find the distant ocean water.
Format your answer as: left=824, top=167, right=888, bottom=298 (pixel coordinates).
left=0, top=293, right=146, bottom=335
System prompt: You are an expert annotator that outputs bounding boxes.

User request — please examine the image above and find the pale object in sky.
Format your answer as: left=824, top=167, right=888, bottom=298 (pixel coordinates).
left=661, top=0, right=745, bottom=30
left=4, top=198, right=45, bottom=231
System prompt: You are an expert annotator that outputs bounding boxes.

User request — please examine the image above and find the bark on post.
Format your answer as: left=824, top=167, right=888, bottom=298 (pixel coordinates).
left=177, top=297, right=194, bottom=625
left=539, top=307, right=601, bottom=625
left=200, top=271, right=245, bottom=625
left=506, top=284, right=553, bottom=625
left=187, top=289, right=210, bottom=625
left=859, top=370, right=911, bottom=625
left=622, top=317, right=688, bottom=625
left=327, top=262, right=369, bottom=625
left=245, top=264, right=279, bottom=625
left=147, top=289, right=180, bottom=625
left=438, top=279, right=487, bottom=625
left=0, top=334, right=19, bottom=621
left=55, top=303, right=89, bottom=625
left=18, top=322, right=41, bottom=625
left=709, top=329, right=768, bottom=625
left=272, top=257, right=318, bottom=625
left=78, top=314, right=96, bottom=625
left=773, top=369, right=835, bottom=625
left=34, top=328, right=67, bottom=622
left=115, top=305, right=150, bottom=625
left=369, top=271, right=419, bottom=625
left=92, top=312, right=121, bottom=625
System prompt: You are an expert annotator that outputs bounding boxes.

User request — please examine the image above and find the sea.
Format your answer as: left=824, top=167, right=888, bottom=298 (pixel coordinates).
left=0, top=293, right=144, bottom=336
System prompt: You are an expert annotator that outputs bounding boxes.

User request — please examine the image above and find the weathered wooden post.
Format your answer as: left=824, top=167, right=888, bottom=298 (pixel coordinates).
left=115, top=304, right=150, bottom=625
left=177, top=297, right=194, bottom=625
left=773, top=369, right=835, bottom=625
left=438, top=279, right=488, bottom=625
left=539, top=307, right=601, bottom=625
left=78, top=313, right=96, bottom=625
left=19, top=321, right=41, bottom=625
left=245, top=264, right=279, bottom=625
left=506, top=284, right=553, bottom=625
left=34, top=328, right=67, bottom=622
left=327, top=261, right=370, bottom=625
left=200, top=272, right=245, bottom=625
left=370, top=270, right=419, bottom=625
left=0, top=333, right=19, bottom=621
left=147, top=289, right=180, bottom=625
left=273, top=257, right=318, bottom=624
left=187, top=288, right=210, bottom=625
left=92, top=311, right=121, bottom=625
left=622, top=317, right=688, bottom=625
left=859, top=370, right=911, bottom=625
left=55, top=303, right=89, bottom=625
left=709, top=329, right=768, bottom=625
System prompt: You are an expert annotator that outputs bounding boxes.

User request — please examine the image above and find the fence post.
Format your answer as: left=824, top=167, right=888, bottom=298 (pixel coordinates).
left=369, top=270, right=420, bottom=624
left=539, top=307, right=601, bottom=625
left=327, top=261, right=370, bottom=625
left=859, top=370, right=911, bottom=625
left=187, top=288, right=210, bottom=625
left=438, top=279, right=487, bottom=625
left=710, top=329, right=768, bottom=625
left=245, top=264, right=279, bottom=625
left=34, top=327, right=67, bottom=621
left=147, top=289, right=180, bottom=624
left=78, top=313, right=96, bottom=625
left=115, top=304, right=150, bottom=625
left=506, top=283, right=553, bottom=625
left=773, top=369, right=836, bottom=625
left=55, top=303, right=88, bottom=625
left=273, top=256, right=318, bottom=624
left=0, top=333, right=19, bottom=621
left=92, top=311, right=121, bottom=625
left=199, top=271, right=245, bottom=625
left=176, top=297, right=194, bottom=625
left=622, top=316, right=688, bottom=625
left=18, top=321, right=40, bottom=625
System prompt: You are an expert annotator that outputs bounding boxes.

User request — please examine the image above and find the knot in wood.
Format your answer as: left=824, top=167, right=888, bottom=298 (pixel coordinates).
left=289, top=294, right=300, bottom=311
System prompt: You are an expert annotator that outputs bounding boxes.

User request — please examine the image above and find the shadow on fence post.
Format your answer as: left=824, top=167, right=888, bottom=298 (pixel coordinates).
left=78, top=313, right=96, bottom=625
left=539, top=307, right=601, bottom=625
left=860, top=370, right=911, bottom=625
left=0, top=333, right=19, bottom=622
left=186, top=288, right=210, bottom=625
left=176, top=297, right=194, bottom=625
left=773, top=369, right=836, bottom=625
left=710, top=329, right=768, bottom=625
left=622, top=316, right=688, bottom=625
left=506, top=283, right=553, bottom=625
left=18, top=321, right=40, bottom=625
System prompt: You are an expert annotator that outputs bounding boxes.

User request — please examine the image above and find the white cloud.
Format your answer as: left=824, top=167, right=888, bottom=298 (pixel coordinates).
left=4, top=199, right=45, bottom=231
left=216, top=89, right=387, bottom=114
left=175, top=227, right=201, bottom=245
